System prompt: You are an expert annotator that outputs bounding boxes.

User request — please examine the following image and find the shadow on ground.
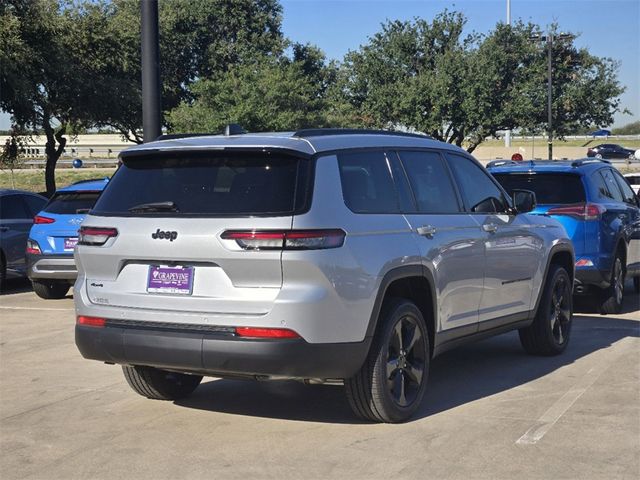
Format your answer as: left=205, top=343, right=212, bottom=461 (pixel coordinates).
left=0, top=278, right=32, bottom=295
left=177, top=283, right=639, bottom=424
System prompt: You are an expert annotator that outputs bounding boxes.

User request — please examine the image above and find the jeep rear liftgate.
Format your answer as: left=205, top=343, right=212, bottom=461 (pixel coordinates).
left=79, top=150, right=311, bottom=315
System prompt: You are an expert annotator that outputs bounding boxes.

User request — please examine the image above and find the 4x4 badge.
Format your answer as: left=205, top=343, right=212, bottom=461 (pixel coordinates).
left=151, top=229, right=178, bottom=242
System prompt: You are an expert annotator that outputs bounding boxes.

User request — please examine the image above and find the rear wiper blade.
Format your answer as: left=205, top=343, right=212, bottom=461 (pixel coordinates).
left=128, top=201, right=179, bottom=213
left=76, top=208, right=90, bottom=214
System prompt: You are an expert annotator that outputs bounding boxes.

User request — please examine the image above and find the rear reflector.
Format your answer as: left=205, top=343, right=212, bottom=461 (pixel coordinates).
left=77, top=316, right=106, bottom=327
left=221, top=229, right=345, bottom=250
left=34, top=215, right=55, bottom=224
left=547, top=203, right=605, bottom=220
left=78, top=226, right=118, bottom=246
left=575, top=259, right=594, bottom=267
left=235, top=327, right=300, bottom=339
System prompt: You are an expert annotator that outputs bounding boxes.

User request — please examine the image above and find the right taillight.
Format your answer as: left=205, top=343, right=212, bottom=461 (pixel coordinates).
left=221, top=229, right=346, bottom=250
left=78, top=226, right=118, bottom=246
left=547, top=203, right=605, bottom=220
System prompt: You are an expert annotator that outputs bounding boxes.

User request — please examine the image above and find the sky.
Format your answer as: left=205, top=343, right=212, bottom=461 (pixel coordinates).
left=2, top=0, right=638, bottom=130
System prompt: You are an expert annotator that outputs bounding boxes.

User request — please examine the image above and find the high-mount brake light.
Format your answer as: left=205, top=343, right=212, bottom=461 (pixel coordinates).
left=547, top=203, right=605, bottom=221
left=77, top=316, right=106, bottom=327
left=34, top=215, right=55, bottom=224
left=235, top=327, right=300, bottom=339
left=221, top=229, right=346, bottom=250
left=78, top=226, right=118, bottom=246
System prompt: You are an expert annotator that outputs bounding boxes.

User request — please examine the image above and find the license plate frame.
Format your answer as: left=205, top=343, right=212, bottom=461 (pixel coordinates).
left=63, top=237, right=78, bottom=251
left=146, top=265, right=194, bottom=295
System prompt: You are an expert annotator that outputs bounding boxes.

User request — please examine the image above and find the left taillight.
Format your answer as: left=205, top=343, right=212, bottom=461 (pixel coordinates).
left=77, top=316, right=106, bottom=327
left=26, top=239, right=41, bottom=255
left=34, top=215, right=55, bottom=224
left=78, top=226, right=118, bottom=246
left=221, top=229, right=345, bottom=250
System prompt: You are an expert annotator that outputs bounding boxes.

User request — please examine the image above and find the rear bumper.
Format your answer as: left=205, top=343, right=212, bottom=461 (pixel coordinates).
left=27, top=254, right=77, bottom=281
left=574, top=266, right=609, bottom=292
left=75, top=323, right=370, bottom=380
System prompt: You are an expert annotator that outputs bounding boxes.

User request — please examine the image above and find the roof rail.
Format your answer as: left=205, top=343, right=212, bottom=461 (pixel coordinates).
left=71, top=177, right=109, bottom=185
left=292, top=128, right=432, bottom=139
left=571, top=158, right=611, bottom=167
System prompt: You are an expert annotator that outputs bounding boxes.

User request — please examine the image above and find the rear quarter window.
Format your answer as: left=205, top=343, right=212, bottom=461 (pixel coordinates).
left=492, top=173, right=585, bottom=204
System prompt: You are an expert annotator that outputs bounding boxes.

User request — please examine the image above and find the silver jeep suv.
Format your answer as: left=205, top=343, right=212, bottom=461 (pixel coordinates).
left=74, top=129, right=574, bottom=423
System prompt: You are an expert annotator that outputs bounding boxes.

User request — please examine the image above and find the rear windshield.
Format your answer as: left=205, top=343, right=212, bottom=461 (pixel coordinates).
left=44, top=191, right=102, bottom=214
left=92, top=152, right=308, bottom=216
left=492, top=173, right=586, bottom=204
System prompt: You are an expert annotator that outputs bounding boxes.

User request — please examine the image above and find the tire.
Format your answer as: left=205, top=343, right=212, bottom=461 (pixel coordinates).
left=32, top=280, right=70, bottom=299
left=345, top=298, right=430, bottom=423
left=595, top=153, right=603, bottom=159
left=519, top=264, right=573, bottom=356
left=600, top=253, right=625, bottom=314
left=633, top=276, right=640, bottom=294
left=122, top=365, right=202, bottom=401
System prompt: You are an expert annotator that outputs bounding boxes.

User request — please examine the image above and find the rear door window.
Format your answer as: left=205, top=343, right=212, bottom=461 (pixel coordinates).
left=338, top=151, right=399, bottom=213
left=611, top=170, right=637, bottom=204
left=44, top=192, right=102, bottom=214
left=397, top=150, right=460, bottom=213
left=92, top=152, right=307, bottom=216
left=493, top=173, right=586, bottom=204
left=0, top=195, right=31, bottom=219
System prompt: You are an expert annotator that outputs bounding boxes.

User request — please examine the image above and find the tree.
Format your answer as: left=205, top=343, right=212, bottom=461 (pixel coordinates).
left=335, top=12, right=628, bottom=152
left=0, top=0, right=285, bottom=193
left=168, top=46, right=337, bottom=133
left=0, top=128, right=26, bottom=189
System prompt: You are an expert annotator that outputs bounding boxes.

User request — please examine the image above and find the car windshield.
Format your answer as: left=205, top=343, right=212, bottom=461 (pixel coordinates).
left=92, top=152, right=307, bottom=216
left=492, top=173, right=586, bottom=204
left=43, top=191, right=102, bottom=214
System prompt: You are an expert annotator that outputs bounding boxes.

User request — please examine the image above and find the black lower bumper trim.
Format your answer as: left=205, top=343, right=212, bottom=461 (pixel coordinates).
left=76, top=324, right=371, bottom=380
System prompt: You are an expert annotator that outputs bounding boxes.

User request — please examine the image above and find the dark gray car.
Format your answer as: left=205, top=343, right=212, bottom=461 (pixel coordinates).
left=0, top=189, right=47, bottom=290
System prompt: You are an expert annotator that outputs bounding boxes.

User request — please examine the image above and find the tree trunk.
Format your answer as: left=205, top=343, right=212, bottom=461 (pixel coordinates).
left=43, top=122, right=67, bottom=196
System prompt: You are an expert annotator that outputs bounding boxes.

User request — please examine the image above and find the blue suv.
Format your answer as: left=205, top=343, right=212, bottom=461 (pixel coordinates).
left=490, top=159, right=640, bottom=313
left=27, top=178, right=108, bottom=299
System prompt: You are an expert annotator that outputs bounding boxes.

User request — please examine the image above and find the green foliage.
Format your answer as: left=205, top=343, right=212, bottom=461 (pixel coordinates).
left=612, top=121, right=640, bottom=135
left=335, top=12, right=627, bottom=152
left=168, top=47, right=337, bottom=133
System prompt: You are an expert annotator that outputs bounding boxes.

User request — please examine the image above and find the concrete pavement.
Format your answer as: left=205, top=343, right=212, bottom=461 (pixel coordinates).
left=1, top=280, right=638, bottom=480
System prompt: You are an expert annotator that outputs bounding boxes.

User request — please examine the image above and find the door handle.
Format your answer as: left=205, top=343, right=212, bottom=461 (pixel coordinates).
left=482, top=223, right=498, bottom=233
left=417, top=225, right=437, bottom=238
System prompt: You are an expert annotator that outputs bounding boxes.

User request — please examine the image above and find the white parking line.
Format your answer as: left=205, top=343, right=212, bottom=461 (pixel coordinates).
left=0, top=306, right=74, bottom=312
left=516, top=338, right=634, bottom=445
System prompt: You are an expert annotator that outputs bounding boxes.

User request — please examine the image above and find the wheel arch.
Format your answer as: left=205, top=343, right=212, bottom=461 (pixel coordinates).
left=533, top=243, right=575, bottom=314
left=364, top=265, right=437, bottom=357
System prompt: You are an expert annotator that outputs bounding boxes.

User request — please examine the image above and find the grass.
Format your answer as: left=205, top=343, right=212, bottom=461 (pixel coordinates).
left=0, top=168, right=116, bottom=193
left=480, top=138, right=640, bottom=149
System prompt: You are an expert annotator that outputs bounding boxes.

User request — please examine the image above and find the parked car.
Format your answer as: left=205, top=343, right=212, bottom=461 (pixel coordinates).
left=587, top=144, right=636, bottom=160
left=490, top=159, right=640, bottom=310
left=623, top=173, right=640, bottom=195
left=27, top=178, right=108, bottom=299
left=75, top=128, right=575, bottom=423
left=0, top=189, right=47, bottom=290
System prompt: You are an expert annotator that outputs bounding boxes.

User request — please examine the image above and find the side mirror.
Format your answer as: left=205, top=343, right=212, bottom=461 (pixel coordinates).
left=512, top=189, right=536, bottom=214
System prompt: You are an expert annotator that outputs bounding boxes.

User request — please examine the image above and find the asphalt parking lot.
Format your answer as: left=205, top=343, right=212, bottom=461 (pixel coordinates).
left=1, top=280, right=638, bottom=480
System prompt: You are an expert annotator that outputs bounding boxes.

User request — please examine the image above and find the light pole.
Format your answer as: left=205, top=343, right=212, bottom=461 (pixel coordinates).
left=504, top=0, right=511, bottom=149
left=141, top=0, right=162, bottom=143
left=531, top=31, right=574, bottom=160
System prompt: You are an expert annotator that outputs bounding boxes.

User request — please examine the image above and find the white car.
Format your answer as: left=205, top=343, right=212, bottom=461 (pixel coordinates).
left=623, top=173, right=640, bottom=195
